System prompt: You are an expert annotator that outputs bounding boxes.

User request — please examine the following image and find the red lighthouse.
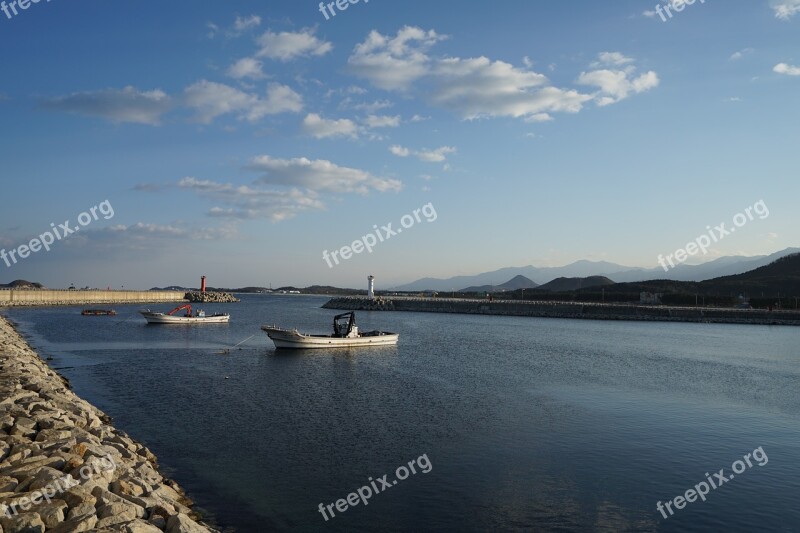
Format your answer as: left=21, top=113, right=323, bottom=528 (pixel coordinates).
left=200, top=276, right=207, bottom=293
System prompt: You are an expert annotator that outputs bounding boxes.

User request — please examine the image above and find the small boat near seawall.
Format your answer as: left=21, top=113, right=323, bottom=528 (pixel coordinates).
left=81, top=309, right=117, bottom=316
left=262, top=311, right=398, bottom=349
left=140, top=304, right=230, bottom=324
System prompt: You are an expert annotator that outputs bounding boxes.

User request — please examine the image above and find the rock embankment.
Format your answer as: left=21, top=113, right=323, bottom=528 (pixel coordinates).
left=322, top=297, right=394, bottom=311
left=184, top=292, right=239, bottom=304
left=0, top=316, right=217, bottom=532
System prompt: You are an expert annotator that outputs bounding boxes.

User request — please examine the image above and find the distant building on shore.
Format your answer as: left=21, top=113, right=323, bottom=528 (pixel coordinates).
left=640, top=292, right=663, bottom=304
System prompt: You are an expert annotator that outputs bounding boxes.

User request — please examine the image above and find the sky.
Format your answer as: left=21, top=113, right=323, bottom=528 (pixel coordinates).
left=0, top=0, right=798, bottom=290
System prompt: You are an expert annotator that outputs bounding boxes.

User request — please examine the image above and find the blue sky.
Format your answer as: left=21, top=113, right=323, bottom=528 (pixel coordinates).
left=0, top=0, right=798, bottom=289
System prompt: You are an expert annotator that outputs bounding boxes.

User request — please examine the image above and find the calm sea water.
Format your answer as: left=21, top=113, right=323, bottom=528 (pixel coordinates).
left=4, top=295, right=800, bottom=532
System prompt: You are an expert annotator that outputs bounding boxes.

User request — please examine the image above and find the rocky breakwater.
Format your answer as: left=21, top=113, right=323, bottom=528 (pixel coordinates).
left=0, top=316, right=216, bottom=533
left=322, top=297, right=394, bottom=311
left=184, top=292, right=239, bottom=304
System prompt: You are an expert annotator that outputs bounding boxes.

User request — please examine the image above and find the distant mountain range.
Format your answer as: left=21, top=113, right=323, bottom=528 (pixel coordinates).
left=535, top=276, right=614, bottom=292
left=450, top=253, right=800, bottom=308
left=394, top=247, right=800, bottom=291
left=598, top=252, right=800, bottom=300
left=460, top=275, right=538, bottom=293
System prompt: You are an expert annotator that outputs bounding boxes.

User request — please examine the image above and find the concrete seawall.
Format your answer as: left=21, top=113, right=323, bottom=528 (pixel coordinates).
left=323, top=297, right=800, bottom=326
left=0, top=316, right=216, bottom=532
left=0, top=290, right=186, bottom=307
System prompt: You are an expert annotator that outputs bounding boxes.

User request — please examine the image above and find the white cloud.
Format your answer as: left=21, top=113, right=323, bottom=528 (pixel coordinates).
left=389, top=145, right=410, bottom=157
left=347, top=99, right=394, bottom=113
left=178, top=177, right=324, bottom=221
left=348, top=26, right=446, bottom=90
left=256, top=28, right=333, bottom=61
left=175, top=153, right=402, bottom=221
left=577, top=57, right=659, bottom=106
left=771, top=0, right=800, bottom=19
left=389, top=145, right=456, bottom=162
left=416, top=146, right=456, bottom=162
left=774, top=62, right=800, bottom=75
left=184, top=80, right=302, bottom=123
left=87, top=221, right=239, bottom=245
left=262, top=83, right=304, bottom=112
left=524, top=113, right=553, bottom=123
left=41, top=86, right=171, bottom=125
left=234, top=15, right=261, bottom=32
left=592, top=52, right=634, bottom=67
left=210, top=15, right=262, bottom=39
left=246, top=156, right=402, bottom=194
left=206, top=22, right=219, bottom=39
left=729, top=48, right=754, bottom=61
left=363, top=114, right=401, bottom=128
left=349, top=28, right=656, bottom=122
left=431, top=56, right=590, bottom=120
left=302, top=113, right=358, bottom=139
left=227, top=58, right=266, bottom=79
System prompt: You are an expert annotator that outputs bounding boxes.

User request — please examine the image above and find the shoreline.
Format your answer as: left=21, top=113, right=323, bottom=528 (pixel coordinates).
left=323, top=297, right=800, bottom=326
left=0, top=315, right=218, bottom=532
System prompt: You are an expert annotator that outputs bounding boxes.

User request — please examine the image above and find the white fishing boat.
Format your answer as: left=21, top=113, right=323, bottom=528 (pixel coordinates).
left=140, top=304, right=230, bottom=324
left=261, top=312, right=398, bottom=349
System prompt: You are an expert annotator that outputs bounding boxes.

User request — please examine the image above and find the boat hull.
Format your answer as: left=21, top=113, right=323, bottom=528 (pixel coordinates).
left=261, top=326, right=398, bottom=349
left=140, top=312, right=230, bottom=324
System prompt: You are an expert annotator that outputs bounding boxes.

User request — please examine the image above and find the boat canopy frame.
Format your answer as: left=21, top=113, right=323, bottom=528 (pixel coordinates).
left=333, top=312, right=357, bottom=337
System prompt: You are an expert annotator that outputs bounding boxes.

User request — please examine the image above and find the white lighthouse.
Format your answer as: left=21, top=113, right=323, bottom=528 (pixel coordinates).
left=367, top=275, right=375, bottom=300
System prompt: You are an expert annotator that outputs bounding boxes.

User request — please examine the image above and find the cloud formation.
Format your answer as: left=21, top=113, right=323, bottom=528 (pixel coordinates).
left=41, top=87, right=172, bottom=125
left=256, top=28, right=333, bottom=61
left=771, top=0, right=800, bottom=19
left=302, top=113, right=359, bottom=139
left=173, top=154, right=402, bottom=221
left=246, top=155, right=402, bottom=194
left=348, top=27, right=658, bottom=121
left=390, top=145, right=456, bottom=162
left=184, top=81, right=303, bottom=123
left=227, top=58, right=267, bottom=80
left=774, top=62, right=800, bottom=75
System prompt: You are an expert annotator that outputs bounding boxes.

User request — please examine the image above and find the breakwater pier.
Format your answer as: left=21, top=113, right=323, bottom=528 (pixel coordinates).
left=323, top=296, right=800, bottom=326
left=0, top=289, right=186, bottom=308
